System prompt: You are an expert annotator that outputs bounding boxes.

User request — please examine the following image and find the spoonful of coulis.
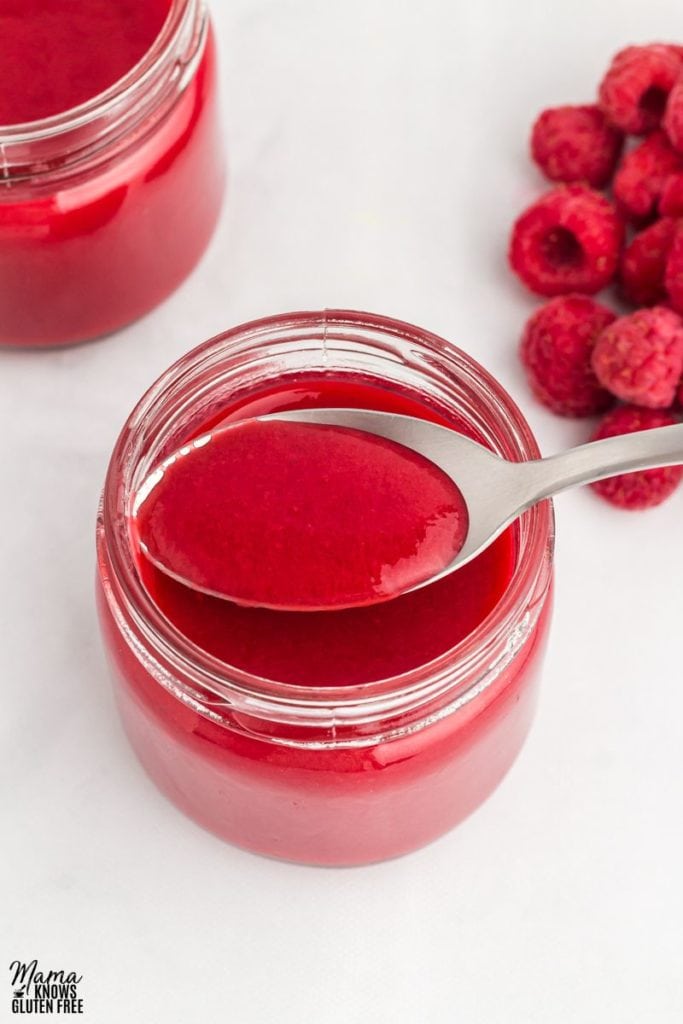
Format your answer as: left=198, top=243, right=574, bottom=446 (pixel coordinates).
left=133, top=416, right=470, bottom=611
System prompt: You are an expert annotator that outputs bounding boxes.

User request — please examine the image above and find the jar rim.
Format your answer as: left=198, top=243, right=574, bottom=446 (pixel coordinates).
left=0, top=0, right=198, bottom=140
left=99, top=309, right=554, bottom=729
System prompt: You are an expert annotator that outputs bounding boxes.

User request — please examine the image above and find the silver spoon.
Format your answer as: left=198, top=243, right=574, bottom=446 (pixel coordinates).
left=260, top=408, right=683, bottom=588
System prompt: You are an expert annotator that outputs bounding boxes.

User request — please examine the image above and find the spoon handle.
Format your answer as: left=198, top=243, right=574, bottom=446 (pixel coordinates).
left=519, top=422, right=683, bottom=505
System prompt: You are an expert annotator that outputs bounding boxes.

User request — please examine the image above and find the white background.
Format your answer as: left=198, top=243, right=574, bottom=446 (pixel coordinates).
left=3, top=0, right=683, bottom=1021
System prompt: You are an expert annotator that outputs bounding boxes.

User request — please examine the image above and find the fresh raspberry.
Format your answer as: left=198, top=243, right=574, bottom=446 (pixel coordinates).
left=598, top=45, right=682, bottom=134
left=664, top=221, right=683, bottom=313
left=664, top=76, right=683, bottom=152
left=621, top=217, right=677, bottom=306
left=530, top=105, right=623, bottom=188
left=591, top=307, right=683, bottom=408
left=590, top=405, right=682, bottom=509
left=613, top=131, right=681, bottom=222
left=659, top=171, right=683, bottom=214
left=509, top=185, right=623, bottom=297
left=519, top=296, right=615, bottom=416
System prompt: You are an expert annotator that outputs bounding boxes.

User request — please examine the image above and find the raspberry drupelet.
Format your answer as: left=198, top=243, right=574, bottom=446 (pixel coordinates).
left=613, top=131, right=681, bottom=222
left=598, top=44, right=682, bottom=135
left=621, top=217, right=678, bottom=306
left=591, top=306, right=683, bottom=409
left=590, top=405, right=683, bottom=509
left=664, top=222, right=683, bottom=314
left=659, top=171, right=683, bottom=215
left=519, top=296, right=615, bottom=416
left=664, top=76, right=683, bottom=152
left=530, top=105, right=623, bottom=188
left=509, top=185, right=623, bottom=297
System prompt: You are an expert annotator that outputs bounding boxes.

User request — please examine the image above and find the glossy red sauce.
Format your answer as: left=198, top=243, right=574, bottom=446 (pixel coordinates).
left=136, top=378, right=517, bottom=686
left=134, top=419, right=469, bottom=610
left=0, top=0, right=172, bottom=124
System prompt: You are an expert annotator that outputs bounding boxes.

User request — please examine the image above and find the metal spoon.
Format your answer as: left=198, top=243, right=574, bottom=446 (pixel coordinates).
left=260, top=408, right=683, bottom=587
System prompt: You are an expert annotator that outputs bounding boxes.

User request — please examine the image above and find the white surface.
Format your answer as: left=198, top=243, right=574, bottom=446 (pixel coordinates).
left=3, top=1, right=683, bottom=1021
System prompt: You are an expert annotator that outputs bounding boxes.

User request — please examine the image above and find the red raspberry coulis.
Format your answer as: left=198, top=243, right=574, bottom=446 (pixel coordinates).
left=134, top=419, right=469, bottom=611
left=0, top=0, right=171, bottom=124
left=135, top=378, right=516, bottom=687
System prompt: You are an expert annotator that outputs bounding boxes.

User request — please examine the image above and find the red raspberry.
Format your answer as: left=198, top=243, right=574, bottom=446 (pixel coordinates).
left=530, top=105, right=623, bottom=188
left=591, top=306, right=683, bottom=408
left=664, top=76, right=683, bottom=152
left=664, top=221, right=683, bottom=313
left=590, top=405, right=682, bottom=509
left=621, top=217, right=677, bottom=306
left=598, top=45, right=682, bottom=134
left=519, top=296, right=615, bottom=417
left=613, top=131, right=681, bottom=222
left=509, top=185, right=623, bottom=297
left=659, top=171, right=683, bottom=214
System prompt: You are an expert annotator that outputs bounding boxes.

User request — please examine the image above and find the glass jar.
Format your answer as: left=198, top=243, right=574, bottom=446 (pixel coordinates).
left=0, top=0, right=224, bottom=348
left=96, top=310, right=555, bottom=866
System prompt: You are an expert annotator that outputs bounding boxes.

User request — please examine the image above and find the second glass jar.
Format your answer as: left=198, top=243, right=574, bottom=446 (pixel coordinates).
left=0, top=0, right=224, bottom=347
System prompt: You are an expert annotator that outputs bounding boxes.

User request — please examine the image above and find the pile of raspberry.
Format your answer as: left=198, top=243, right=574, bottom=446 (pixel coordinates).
left=510, top=43, right=683, bottom=509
